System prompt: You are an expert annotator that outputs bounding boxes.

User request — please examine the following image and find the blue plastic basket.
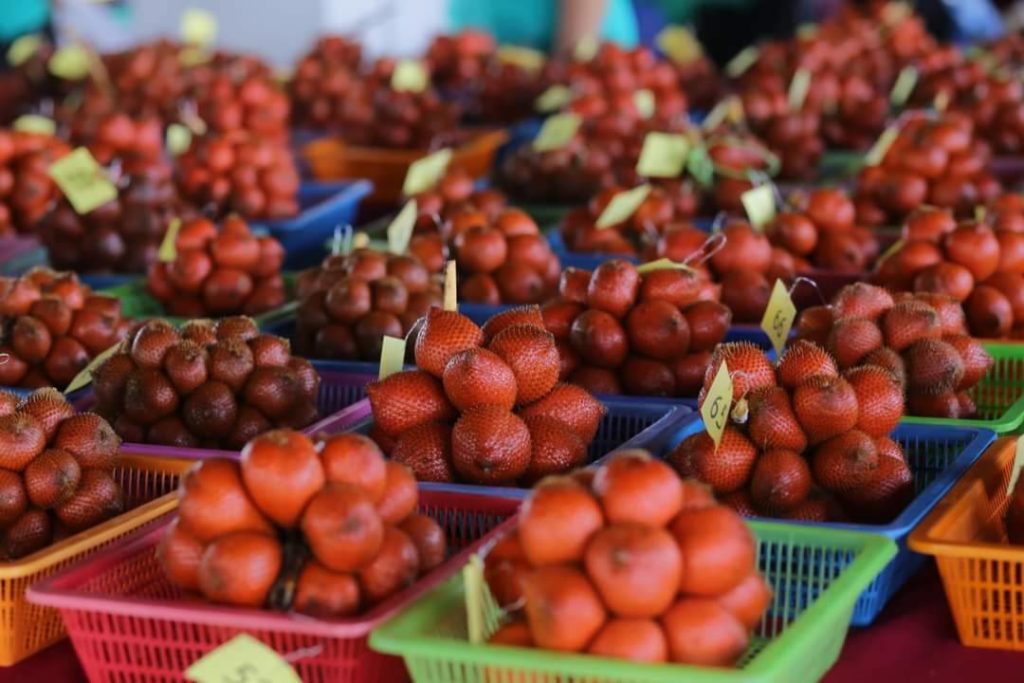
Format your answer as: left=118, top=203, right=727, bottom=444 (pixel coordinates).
left=317, top=396, right=695, bottom=500
left=251, top=180, right=373, bottom=269
left=625, top=416, right=996, bottom=626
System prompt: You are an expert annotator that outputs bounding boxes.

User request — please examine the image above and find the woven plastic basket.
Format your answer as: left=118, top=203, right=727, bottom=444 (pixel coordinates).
left=0, top=452, right=190, bottom=665
left=28, top=490, right=522, bottom=683
left=627, top=416, right=995, bottom=626
left=370, top=520, right=897, bottom=683
left=909, top=436, right=1024, bottom=650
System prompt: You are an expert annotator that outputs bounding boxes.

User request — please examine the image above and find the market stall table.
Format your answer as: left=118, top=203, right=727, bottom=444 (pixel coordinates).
left=0, top=566, right=1019, bottom=682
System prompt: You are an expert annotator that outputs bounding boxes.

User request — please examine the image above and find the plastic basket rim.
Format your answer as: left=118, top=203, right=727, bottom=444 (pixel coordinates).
left=900, top=342, right=1024, bottom=434
left=908, top=436, right=1024, bottom=561
left=253, top=179, right=373, bottom=233
left=659, top=417, right=995, bottom=539
left=368, top=520, right=898, bottom=682
left=28, top=489, right=521, bottom=639
left=0, top=492, right=176, bottom=581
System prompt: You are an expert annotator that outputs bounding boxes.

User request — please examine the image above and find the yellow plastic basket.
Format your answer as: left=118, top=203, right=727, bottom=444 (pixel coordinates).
left=0, top=452, right=189, bottom=665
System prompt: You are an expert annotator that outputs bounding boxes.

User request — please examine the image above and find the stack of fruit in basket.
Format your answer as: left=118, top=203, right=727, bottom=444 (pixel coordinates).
left=65, top=109, right=164, bottom=167
left=560, top=181, right=700, bottom=257
left=0, top=389, right=124, bottom=559
left=93, top=317, right=320, bottom=449
left=368, top=306, right=606, bottom=485
left=289, top=36, right=364, bottom=129
left=544, top=260, right=731, bottom=397
left=910, top=42, right=1024, bottom=155
left=484, top=450, right=771, bottom=665
left=796, top=282, right=993, bottom=418
left=671, top=338, right=913, bottom=522
left=738, top=80, right=824, bottom=180
left=294, top=249, right=441, bottom=361
left=326, top=58, right=463, bottom=149
left=158, top=429, right=447, bottom=615
left=764, top=187, right=880, bottom=273
left=644, top=218, right=788, bottom=323
left=874, top=205, right=1024, bottom=339
left=96, top=40, right=190, bottom=124
left=189, top=57, right=290, bottom=141
left=39, top=160, right=188, bottom=274
left=408, top=166, right=508, bottom=237
left=498, top=111, right=691, bottom=205
left=424, top=30, right=496, bottom=91
left=0, top=269, right=131, bottom=390
left=146, top=215, right=287, bottom=317
left=696, top=132, right=781, bottom=214
left=0, top=130, right=70, bottom=236
left=854, top=112, right=1000, bottom=226
left=471, top=54, right=550, bottom=125
left=175, top=129, right=300, bottom=220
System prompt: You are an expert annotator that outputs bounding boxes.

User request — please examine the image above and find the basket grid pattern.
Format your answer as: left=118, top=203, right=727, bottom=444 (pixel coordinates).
left=370, top=522, right=893, bottom=683
left=0, top=460, right=183, bottom=665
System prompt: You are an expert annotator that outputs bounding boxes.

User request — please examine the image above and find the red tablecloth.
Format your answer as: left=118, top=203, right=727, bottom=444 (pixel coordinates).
left=1, top=565, right=1021, bottom=682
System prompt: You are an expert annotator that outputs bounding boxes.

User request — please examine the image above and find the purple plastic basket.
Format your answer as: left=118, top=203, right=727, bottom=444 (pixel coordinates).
left=81, top=367, right=375, bottom=460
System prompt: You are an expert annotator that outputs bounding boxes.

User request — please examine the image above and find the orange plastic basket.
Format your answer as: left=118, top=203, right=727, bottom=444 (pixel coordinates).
left=909, top=436, right=1024, bottom=650
left=302, top=130, right=508, bottom=204
left=0, top=452, right=189, bottom=666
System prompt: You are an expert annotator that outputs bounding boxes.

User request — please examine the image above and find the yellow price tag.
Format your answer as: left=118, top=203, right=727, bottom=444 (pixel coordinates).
left=890, top=66, right=918, bottom=108
left=7, top=34, right=42, bottom=67
left=533, top=112, right=581, bottom=152
left=596, top=184, right=652, bottom=229
left=760, top=279, right=797, bottom=356
left=166, top=124, right=192, bottom=157
left=636, top=132, right=690, bottom=178
left=159, top=218, right=183, bottom=263
left=13, top=115, right=55, bottom=136
left=725, top=45, right=759, bottom=78
left=934, top=90, right=951, bottom=112
left=865, top=125, right=899, bottom=166
left=181, top=8, right=218, bottom=47
left=1008, top=437, right=1024, bottom=496
left=741, top=184, right=776, bottom=230
left=463, top=553, right=494, bottom=644
left=657, top=25, right=702, bottom=65
left=353, top=231, right=370, bottom=249
left=48, top=44, right=92, bottom=81
left=388, top=200, right=418, bottom=255
left=636, top=258, right=695, bottom=275
left=796, top=23, right=819, bottom=38
left=402, top=149, right=452, bottom=196
left=574, top=36, right=599, bottom=62
left=48, top=148, right=117, bottom=215
left=788, top=68, right=812, bottom=110
left=179, top=45, right=212, bottom=67
left=444, top=260, right=458, bottom=312
left=185, top=634, right=300, bottom=683
left=535, top=85, right=572, bottom=113
left=975, top=205, right=987, bottom=222
left=702, top=95, right=743, bottom=131
left=379, top=336, right=407, bottom=380
left=701, top=361, right=733, bottom=449
left=882, top=2, right=912, bottom=26
left=633, top=89, right=656, bottom=119
left=64, top=342, right=123, bottom=395
left=497, top=45, right=545, bottom=72
left=391, top=59, right=429, bottom=93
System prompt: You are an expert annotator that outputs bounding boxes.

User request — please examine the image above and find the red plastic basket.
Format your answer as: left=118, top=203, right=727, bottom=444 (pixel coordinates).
left=28, top=490, right=521, bottom=683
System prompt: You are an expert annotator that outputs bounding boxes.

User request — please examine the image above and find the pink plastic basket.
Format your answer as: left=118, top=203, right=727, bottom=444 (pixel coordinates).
left=28, top=490, right=521, bottom=683
left=81, top=369, right=376, bottom=460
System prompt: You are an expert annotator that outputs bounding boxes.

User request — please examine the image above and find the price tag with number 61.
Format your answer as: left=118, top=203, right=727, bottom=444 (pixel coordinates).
left=701, top=361, right=733, bottom=449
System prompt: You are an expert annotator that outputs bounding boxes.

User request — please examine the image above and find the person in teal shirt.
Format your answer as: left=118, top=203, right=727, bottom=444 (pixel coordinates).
left=448, top=0, right=639, bottom=53
left=0, top=0, right=49, bottom=45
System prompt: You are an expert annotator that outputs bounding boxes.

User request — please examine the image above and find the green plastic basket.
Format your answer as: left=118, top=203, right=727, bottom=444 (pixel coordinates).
left=903, top=342, right=1024, bottom=434
left=370, top=522, right=897, bottom=683
left=100, top=278, right=297, bottom=330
